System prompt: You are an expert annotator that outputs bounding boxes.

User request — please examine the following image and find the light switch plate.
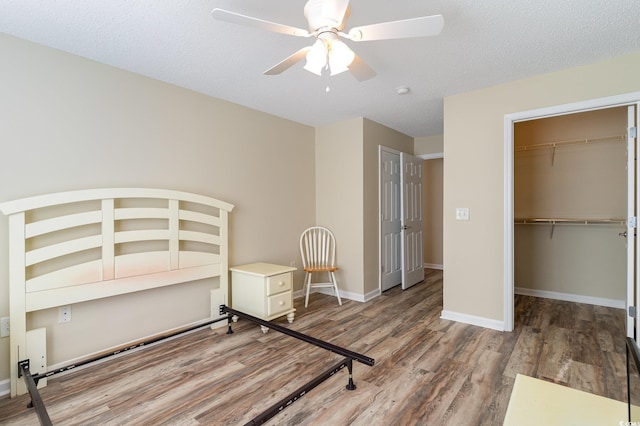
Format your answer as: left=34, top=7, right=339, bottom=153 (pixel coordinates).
left=0, top=317, right=9, bottom=337
left=456, top=207, right=470, bottom=221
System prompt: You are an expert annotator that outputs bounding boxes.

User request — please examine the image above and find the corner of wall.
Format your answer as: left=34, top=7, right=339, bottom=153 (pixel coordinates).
left=414, top=134, right=444, bottom=156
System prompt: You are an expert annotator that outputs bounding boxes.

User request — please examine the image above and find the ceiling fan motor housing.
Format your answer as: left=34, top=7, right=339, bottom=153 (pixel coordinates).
left=304, top=0, right=350, bottom=32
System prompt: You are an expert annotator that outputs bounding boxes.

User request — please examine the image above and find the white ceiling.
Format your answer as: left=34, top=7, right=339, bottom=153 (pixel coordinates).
left=1, top=0, right=639, bottom=137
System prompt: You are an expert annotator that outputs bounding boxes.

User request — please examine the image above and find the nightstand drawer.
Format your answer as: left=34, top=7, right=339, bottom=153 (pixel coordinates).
left=267, top=292, right=293, bottom=316
left=267, top=272, right=292, bottom=296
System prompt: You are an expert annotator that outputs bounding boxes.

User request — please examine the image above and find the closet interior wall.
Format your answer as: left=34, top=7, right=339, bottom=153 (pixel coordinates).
left=514, top=107, right=628, bottom=305
left=423, top=158, right=444, bottom=269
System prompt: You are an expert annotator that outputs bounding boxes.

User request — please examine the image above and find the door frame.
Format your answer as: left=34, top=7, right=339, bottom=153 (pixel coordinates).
left=503, top=91, right=640, bottom=332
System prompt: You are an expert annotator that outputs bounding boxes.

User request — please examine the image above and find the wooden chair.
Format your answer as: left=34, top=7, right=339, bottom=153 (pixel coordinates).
left=299, top=226, right=342, bottom=307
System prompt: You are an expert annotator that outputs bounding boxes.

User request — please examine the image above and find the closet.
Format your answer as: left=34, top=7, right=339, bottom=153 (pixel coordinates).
left=422, top=157, right=443, bottom=270
left=514, top=107, right=628, bottom=306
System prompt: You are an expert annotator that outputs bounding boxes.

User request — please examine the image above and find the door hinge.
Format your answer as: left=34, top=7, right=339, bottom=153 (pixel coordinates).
left=630, top=216, right=638, bottom=228
left=630, top=126, right=638, bottom=139
left=630, top=306, right=637, bottom=318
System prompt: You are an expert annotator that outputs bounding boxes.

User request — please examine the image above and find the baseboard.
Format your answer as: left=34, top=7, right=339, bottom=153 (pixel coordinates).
left=515, top=287, right=625, bottom=309
left=424, top=263, right=443, bottom=270
left=440, top=309, right=505, bottom=331
left=363, top=287, right=381, bottom=302
left=0, top=378, right=9, bottom=398
left=293, top=288, right=372, bottom=303
left=331, top=288, right=365, bottom=303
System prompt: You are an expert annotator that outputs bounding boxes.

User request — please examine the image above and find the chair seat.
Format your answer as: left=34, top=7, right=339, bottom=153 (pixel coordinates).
left=304, top=266, right=339, bottom=273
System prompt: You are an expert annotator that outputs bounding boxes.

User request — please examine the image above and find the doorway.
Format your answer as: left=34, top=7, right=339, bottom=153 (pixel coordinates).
left=421, top=155, right=444, bottom=271
left=504, top=92, right=640, bottom=333
left=513, top=108, right=628, bottom=317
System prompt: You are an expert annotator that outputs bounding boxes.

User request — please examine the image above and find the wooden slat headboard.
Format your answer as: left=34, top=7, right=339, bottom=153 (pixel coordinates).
left=0, top=188, right=234, bottom=397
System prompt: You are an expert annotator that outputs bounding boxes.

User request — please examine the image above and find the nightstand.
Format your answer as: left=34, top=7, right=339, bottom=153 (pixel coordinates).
left=230, top=262, right=297, bottom=333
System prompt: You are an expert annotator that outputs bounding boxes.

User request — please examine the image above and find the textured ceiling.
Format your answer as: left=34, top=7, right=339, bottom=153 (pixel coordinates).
left=1, top=0, right=639, bottom=137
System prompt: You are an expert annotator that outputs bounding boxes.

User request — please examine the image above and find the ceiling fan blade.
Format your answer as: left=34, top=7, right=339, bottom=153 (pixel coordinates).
left=264, top=47, right=311, bottom=75
left=348, top=54, right=376, bottom=82
left=212, top=8, right=311, bottom=37
left=347, top=14, right=444, bottom=42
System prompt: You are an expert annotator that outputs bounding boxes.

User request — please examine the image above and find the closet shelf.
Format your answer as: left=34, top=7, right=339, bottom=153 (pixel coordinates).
left=514, top=134, right=625, bottom=153
left=515, top=217, right=626, bottom=239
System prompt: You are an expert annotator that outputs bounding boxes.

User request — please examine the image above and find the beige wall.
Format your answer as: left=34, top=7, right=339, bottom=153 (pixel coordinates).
left=0, top=34, right=315, bottom=381
left=423, top=158, right=444, bottom=267
left=363, top=119, right=414, bottom=295
left=416, top=134, right=444, bottom=269
left=315, top=118, right=365, bottom=297
left=514, top=108, right=627, bottom=300
left=315, top=118, right=412, bottom=299
left=443, top=50, right=640, bottom=325
left=415, top=134, right=444, bottom=155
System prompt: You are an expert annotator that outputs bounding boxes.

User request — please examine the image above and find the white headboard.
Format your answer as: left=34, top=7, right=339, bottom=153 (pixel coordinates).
left=0, top=188, right=234, bottom=396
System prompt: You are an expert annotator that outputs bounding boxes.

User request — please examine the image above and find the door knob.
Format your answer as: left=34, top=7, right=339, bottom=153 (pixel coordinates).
left=620, top=231, right=628, bottom=238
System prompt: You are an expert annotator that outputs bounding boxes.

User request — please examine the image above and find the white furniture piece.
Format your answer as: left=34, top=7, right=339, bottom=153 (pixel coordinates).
left=230, top=262, right=296, bottom=333
left=299, top=226, right=342, bottom=307
left=0, top=188, right=234, bottom=397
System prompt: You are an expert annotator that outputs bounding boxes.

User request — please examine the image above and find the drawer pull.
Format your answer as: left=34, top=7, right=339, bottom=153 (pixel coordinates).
left=278, top=281, right=284, bottom=286
left=279, top=301, right=285, bottom=306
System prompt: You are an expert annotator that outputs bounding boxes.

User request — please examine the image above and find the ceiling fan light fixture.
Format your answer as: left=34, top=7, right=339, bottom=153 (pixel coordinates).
left=304, top=39, right=327, bottom=76
left=328, top=39, right=355, bottom=76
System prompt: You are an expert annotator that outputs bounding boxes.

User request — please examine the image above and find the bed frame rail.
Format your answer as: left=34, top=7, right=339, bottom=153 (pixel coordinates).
left=17, top=307, right=372, bottom=425
left=220, top=305, right=374, bottom=425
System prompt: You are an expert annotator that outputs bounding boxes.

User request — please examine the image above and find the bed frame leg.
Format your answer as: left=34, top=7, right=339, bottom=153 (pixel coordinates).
left=345, top=358, right=356, bottom=391
left=226, top=314, right=234, bottom=335
left=219, top=305, right=233, bottom=334
left=18, top=359, right=53, bottom=426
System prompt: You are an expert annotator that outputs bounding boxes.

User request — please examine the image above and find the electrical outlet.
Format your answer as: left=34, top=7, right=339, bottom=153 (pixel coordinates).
left=0, top=317, right=9, bottom=337
left=58, top=306, right=71, bottom=323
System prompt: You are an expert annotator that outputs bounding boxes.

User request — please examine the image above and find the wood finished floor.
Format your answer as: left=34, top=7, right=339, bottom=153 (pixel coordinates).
left=0, top=269, right=629, bottom=425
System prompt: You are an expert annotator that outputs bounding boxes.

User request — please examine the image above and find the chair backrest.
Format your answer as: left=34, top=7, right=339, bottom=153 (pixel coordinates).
left=300, top=226, right=336, bottom=269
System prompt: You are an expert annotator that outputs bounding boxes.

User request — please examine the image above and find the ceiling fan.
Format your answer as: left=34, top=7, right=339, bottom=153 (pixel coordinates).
left=211, top=0, right=444, bottom=81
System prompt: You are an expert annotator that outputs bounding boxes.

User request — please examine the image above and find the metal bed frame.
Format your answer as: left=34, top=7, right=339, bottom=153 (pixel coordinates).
left=18, top=305, right=374, bottom=426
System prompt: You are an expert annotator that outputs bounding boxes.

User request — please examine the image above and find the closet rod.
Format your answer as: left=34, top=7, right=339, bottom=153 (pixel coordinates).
left=514, top=218, right=626, bottom=225
left=514, top=134, right=625, bottom=153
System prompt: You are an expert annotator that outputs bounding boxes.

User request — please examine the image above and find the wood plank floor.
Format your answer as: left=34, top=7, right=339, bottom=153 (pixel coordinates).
left=0, top=269, right=629, bottom=425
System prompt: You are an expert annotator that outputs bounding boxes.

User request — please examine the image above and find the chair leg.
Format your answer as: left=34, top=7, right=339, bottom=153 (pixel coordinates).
left=304, top=272, right=312, bottom=308
left=330, top=271, right=342, bottom=305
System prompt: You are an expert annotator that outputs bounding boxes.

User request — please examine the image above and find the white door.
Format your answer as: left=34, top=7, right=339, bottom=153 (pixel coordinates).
left=380, top=148, right=402, bottom=291
left=401, top=152, right=425, bottom=289
left=628, top=104, right=639, bottom=338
